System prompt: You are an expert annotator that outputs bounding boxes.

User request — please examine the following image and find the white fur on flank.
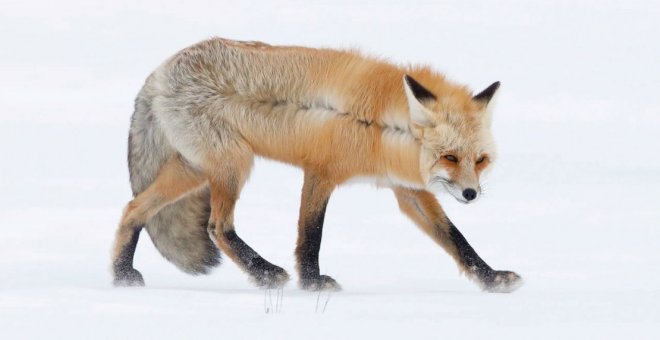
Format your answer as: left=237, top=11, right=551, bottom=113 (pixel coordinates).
left=342, top=175, right=425, bottom=191
left=340, top=121, right=425, bottom=190
left=381, top=111, right=411, bottom=132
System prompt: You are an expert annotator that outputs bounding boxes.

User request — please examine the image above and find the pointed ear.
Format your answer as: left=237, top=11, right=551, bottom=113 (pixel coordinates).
left=403, top=75, right=436, bottom=126
left=473, top=81, right=500, bottom=105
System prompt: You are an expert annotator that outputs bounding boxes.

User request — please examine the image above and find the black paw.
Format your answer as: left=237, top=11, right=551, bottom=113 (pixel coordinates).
left=480, top=270, right=523, bottom=293
left=113, top=268, right=145, bottom=287
left=252, top=265, right=290, bottom=289
left=300, top=275, right=342, bottom=291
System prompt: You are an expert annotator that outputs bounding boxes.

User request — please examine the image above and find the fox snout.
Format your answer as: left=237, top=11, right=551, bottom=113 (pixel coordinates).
left=453, top=186, right=479, bottom=203
left=431, top=178, right=481, bottom=204
left=462, top=188, right=478, bottom=201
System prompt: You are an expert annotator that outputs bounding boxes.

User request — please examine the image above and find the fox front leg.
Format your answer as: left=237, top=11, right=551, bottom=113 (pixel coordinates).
left=295, top=172, right=341, bottom=291
left=393, top=187, right=523, bottom=293
left=205, top=152, right=290, bottom=289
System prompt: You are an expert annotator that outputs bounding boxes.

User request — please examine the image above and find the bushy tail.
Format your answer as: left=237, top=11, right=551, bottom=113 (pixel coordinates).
left=127, top=86, right=220, bottom=274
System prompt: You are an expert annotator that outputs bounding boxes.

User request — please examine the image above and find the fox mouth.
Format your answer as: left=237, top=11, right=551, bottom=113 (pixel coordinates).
left=444, top=184, right=471, bottom=204
left=430, top=176, right=472, bottom=204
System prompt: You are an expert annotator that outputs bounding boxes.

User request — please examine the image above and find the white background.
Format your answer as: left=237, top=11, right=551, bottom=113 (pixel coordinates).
left=1, top=1, right=659, bottom=339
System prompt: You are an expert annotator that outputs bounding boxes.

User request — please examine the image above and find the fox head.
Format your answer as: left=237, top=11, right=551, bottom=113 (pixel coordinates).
left=403, top=74, right=499, bottom=203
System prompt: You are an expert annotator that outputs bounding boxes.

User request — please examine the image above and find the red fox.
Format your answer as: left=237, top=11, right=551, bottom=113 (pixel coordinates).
left=112, top=37, right=522, bottom=293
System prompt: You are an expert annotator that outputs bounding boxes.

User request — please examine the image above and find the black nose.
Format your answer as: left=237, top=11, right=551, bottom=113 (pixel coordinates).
left=462, top=188, right=477, bottom=201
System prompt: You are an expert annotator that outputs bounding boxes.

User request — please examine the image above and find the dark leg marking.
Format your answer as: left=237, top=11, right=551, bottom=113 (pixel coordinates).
left=222, top=229, right=288, bottom=288
left=447, top=222, right=492, bottom=278
left=297, top=199, right=340, bottom=291
left=448, top=222, right=522, bottom=292
left=394, top=187, right=521, bottom=293
left=298, top=199, right=327, bottom=281
left=113, top=225, right=145, bottom=287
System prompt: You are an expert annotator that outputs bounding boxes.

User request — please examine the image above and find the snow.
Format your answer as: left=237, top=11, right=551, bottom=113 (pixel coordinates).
left=1, top=1, right=659, bottom=339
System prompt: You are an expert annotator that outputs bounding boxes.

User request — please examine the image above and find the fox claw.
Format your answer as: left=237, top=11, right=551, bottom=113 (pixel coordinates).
left=113, top=268, right=145, bottom=287
left=253, top=266, right=290, bottom=289
left=480, top=270, right=523, bottom=293
left=300, top=275, right=342, bottom=292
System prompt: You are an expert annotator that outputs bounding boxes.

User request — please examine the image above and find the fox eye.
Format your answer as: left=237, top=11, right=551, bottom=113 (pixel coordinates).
left=476, top=156, right=487, bottom=164
left=444, top=155, right=458, bottom=163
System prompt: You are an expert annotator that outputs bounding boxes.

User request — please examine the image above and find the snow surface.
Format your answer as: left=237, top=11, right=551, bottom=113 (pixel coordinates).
left=1, top=1, right=659, bottom=339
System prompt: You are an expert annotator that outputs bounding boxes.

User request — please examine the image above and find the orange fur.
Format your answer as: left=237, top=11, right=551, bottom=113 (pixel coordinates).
left=111, top=38, right=517, bottom=291
left=162, top=38, right=492, bottom=189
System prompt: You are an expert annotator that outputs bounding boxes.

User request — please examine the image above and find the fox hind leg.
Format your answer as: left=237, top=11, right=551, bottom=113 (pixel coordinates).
left=112, top=224, right=144, bottom=286
left=206, top=149, right=289, bottom=289
left=112, top=155, right=206, bottom=286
